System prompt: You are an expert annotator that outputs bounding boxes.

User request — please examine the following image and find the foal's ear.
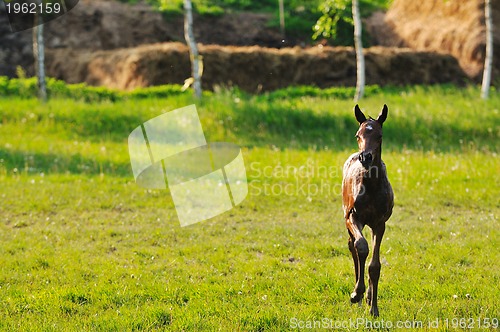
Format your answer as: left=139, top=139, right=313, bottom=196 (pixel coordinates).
left=376, top=104, right=388, bottom=126
left=354, top=105, right=367, bottom=124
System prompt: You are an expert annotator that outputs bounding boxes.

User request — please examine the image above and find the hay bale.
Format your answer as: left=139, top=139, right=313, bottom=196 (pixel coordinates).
left=366, top=0, right=500, bottom=80
left=46, top=43, right=190, bottom=89
left=46, top=43, right=467, bottom=92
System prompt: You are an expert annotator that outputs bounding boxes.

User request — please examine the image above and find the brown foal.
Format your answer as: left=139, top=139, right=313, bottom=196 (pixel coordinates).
left=342, top=104, right=394, bottom=317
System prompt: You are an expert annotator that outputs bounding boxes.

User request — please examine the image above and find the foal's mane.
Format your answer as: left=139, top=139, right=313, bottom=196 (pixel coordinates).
left=361, top=117, right=377, bottom=124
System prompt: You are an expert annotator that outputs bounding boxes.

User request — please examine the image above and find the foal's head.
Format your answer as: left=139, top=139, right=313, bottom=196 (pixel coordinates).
left=354, top=104, right=388, bottom=169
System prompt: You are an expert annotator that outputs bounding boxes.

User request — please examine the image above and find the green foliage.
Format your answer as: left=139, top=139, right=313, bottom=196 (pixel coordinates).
left=15, top=66, right=27, bottom=79
left=195, top=3, right=225, bottom=16
left=154, top=0, right=184, bottom=16
left=0, top=77, right=383, bottom=102
left=266, top=2, right=322, bottom=38
left=140, top=0, right=274, bottom=15
left=263, top=84, right=382, bottom=100
left=0, top=77, right=187, bottom=102
left=152, top=0, right=229, bottom=16
left=127, top=85, right=189, bottom=99
left=313, top=0, right=352, bottom=40
left=313, top=0, right=390, bottom=45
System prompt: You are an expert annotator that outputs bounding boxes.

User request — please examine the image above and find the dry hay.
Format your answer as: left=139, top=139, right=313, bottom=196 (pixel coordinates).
left=46, top=42, right=467, bottom=92
left=366, top=0, right=500, bottom=80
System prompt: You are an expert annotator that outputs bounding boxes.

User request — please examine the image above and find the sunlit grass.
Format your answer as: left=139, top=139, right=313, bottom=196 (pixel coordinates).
left=0, top=85, right=498, bottom=330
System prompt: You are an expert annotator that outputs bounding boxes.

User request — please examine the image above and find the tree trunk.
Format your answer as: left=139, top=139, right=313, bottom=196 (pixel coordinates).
left=352, top=0, right=365, bottom=102
left=279, top=0, right=285, bottom=37
left=33, top=9, right=47, bottom=102
left=481, top=0, right=493, bottom=99
left=183, top=0, right=202, bottom=99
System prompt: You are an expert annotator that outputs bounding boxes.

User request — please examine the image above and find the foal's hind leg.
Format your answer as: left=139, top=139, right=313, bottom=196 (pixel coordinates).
left=366, top=224, right=385, bottom=317
left=346, top=217, right=369, bottom=304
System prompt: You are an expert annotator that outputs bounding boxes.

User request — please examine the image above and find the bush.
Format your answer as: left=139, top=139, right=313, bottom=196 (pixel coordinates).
left=0, top=77, right=188, bottom=102
left=0, top=77, right=384, bottom=102
left=264, top=85, right=382, bottom=100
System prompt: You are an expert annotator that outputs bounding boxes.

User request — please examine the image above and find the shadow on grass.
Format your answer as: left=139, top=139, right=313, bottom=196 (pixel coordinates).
left=229, top=103, right=356, bottom=150
left=2, top=110, right=496, bottom=176
left=50, top=111, right=145, bottom=144
left=47, top=97, right=497, bottom=152
left=383, top=117, right=498, bottom=152
left=229, top=102, right=498, bottom=152
left=1, top=97, right=497, bottom=176
left=0, top=148, right=131, bottom=176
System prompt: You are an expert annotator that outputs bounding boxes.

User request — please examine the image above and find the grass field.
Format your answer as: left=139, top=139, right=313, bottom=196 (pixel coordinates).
left=0, top=84, right=499, bottom=330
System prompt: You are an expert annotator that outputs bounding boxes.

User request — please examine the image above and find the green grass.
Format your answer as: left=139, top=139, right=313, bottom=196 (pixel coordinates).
left=0, top=83, right=499, bottom=330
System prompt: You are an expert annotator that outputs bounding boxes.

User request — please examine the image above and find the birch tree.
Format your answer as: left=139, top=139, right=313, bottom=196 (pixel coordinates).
left=313, top=0, right=365, bottom=101
left=481, top=0, right=493, bottom=99
left=352, top=0, right=364, bottom=101
left=183, top=0, right=202, bottom=99
left=33, top=1, right=47, bottom=102
left=279, top=0, right=285, bottom=36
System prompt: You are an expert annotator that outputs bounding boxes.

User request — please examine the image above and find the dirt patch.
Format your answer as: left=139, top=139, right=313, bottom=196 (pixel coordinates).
left=365, top=0, right=500, bottom=80
left=46, top=43, right=467, bottom=92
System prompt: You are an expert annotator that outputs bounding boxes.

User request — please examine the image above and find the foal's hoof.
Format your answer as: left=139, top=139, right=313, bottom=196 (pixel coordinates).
left=370, top=305, right=379, bottom=317
left=350, top=291, right=363, bottom=304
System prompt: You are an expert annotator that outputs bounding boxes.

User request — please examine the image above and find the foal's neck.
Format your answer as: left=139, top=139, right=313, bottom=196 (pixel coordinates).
left=363, top=150, right=384, bottom=183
